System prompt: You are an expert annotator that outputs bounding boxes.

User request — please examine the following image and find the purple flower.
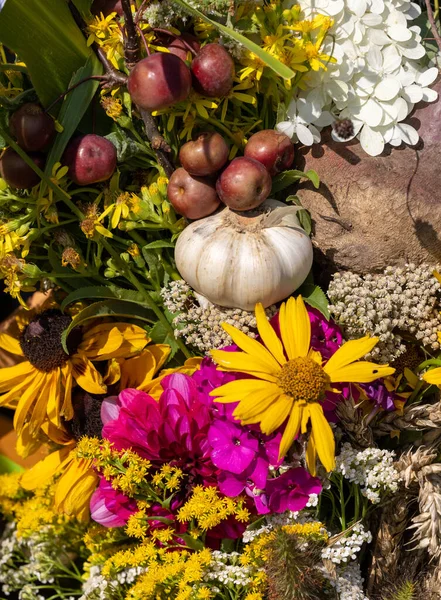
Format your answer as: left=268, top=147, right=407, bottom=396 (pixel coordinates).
left=208, top=420, right=258, bottom=473
left=360, top=380, right=397, bottom=412
left=90, top=478, right=137, bottom=527
left=266, top=468, right=322, bottom=513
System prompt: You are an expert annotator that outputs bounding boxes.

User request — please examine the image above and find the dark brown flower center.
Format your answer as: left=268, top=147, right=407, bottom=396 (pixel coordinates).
left=20, top=309, right=82, bottom=372
left=277, top=357, right=329, bottom=402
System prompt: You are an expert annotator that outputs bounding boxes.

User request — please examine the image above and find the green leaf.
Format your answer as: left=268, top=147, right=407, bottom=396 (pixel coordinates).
left=71, top=0, right=92, bottom=18
left=0, top=0, right=97, bottom=107
left=172, top=0, right=295, bottom=80
left=61, top=299, right=156, bottom=353
left=0, top=454, right=24, bottom=474
left=297, top=283, right=330, bottom=319
left=286, top=195, right=311, bottom=236
left=105, top=128, right=143, bottom=162
left=272, top=169, right=320, bottom=193
left=60, top=285, right=150, bottom=311
left=149, top=321, right=180, bottom=358
left=45, top=55, right=103, bottom=175
left=142, top=240, right=175, bottom=250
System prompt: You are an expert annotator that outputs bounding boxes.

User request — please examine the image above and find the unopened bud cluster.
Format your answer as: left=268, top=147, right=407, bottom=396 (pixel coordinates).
left=161, top=280, right=277, bottom=353
left=328, top=264, right=441, bottom=362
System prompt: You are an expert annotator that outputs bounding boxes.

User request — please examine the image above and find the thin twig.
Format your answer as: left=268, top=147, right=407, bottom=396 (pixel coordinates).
left=44, top=76, right=106, bottom=114
left=121, top=0, right=140, bottom=68
left=135, top=0, right=150, bottom=24
left=136, top=23, right=151, bottom=55
left=140, top=109, right=174, bottom=176
left=425, top=0, right=441, bottom=53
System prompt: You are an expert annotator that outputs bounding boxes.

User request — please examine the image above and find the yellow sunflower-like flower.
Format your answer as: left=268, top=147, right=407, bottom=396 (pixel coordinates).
left=210, top=296, right=395, bottom=474
left=0, top=309, right=149, bottom=453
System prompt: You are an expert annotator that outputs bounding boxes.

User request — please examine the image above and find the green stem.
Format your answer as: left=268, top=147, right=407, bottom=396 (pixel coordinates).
left=101, top=237, right=191, bottom=358
left=416, top=358, right=441, bottom=372
left=0, top=127, right=84, bottom=220
left=339, top=476, right=346, bottom=530
left=0, top=63, right=28, bottom=73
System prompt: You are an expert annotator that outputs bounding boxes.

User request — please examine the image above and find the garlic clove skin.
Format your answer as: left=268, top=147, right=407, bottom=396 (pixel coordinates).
left=175, top=199, right=313, bottom=310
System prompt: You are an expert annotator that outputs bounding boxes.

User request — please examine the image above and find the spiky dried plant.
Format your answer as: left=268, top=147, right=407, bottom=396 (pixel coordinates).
left=374, top=401, right=441, bottom=442
left=409, top=463, right=441, bottom=557
left=336, top=396, right=374, bottom=448
left=264, top=527, right=330, bottom=600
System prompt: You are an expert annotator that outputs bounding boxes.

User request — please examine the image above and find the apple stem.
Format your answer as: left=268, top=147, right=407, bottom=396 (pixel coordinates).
left=121, top=0, right=141, bottom=68
left=136, top=24, right=151, bottom=56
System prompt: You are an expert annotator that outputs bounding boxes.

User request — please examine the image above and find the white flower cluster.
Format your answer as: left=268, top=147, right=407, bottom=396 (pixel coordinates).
left=322, top=523, right=372, bottom=564
left=203, top=551, right=252, bottom=587
left=329, top=561, right=369, bottom=600
left=80, top=564, right=146, bottom=600
left=243, top=505, right=322, bottom=543
left=336, top=443, right=402, bottom=503
left=277, top=0, right=439, bottom=155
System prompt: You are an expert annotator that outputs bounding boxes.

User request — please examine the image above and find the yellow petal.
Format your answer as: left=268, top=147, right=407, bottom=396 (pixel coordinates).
left=29, top=371, right=57, bottom=435
left=16, top=422, right=45, bottom=459
left=13, top=371, right=46, bottom=434
left=104, top=357, right=122, bottom=386
left=210, top=350, right=278, bottom=381
left=0, top=361, right=35, bottom=393
left=278, top=401, right=303, bottom=459
left=306, top=432, right=318, bottom=476
left=308, top=403, right=335, bottom=472
left=210, top=378, right=274, bottom=401
left=0, top=332, right=23, bottom=356
left=324, top=337, right=379, bottom=375
left=234, top=386, right=282, bottom=420
left=221, top=322, right=281, bottom=372
left=80, top=322, right=149, bottom=360
left=291, top=295, right=311, bottom=358
left=21, top=446, right=73, bottom=490
left=279, top=300, right=295, bottom=360
left=422, top=367, right=441, bottom=386
left=149, top=344, right=172, bottom=374
left=258, top=395, right=292, bottom=435
left=55, top=457, right=98, bottom=521
left=40, top=420, right=72, bottom=446
left=119, top=349, right=157, bottom=390
left=255, top=302, right=286, bottom=365
left=71, top=355, right=107, bottom=394
left=0, top=372, right=35, bottom=408
left=326, top=361, right=395, bottom=383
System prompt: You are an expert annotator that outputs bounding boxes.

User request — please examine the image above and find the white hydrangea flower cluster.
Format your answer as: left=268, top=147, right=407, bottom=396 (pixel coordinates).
left=203, top=551, right=252, bottom=587
left=322, top=523, right=373, bottom=564
left=336, top=442, right=402, bottom=503
left=328, top=561, right=369, bottom=600
left=277, top=0, right=439, bottom=155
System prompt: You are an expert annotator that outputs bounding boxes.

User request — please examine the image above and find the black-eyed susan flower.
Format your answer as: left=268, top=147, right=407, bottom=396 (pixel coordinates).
left=210, top=296, right=395, bottom=475
left=0, top=308, right=149, bottom=452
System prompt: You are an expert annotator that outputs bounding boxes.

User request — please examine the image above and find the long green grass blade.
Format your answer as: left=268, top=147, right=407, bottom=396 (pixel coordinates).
left=0, top=0, right=96, bottom=107
left=172, top=0, right=295, bottom=80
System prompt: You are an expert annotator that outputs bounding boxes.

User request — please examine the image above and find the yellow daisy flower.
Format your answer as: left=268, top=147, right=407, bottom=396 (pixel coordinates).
left=0, top=309, right=149, bottom=452
left=210, top=296, right=395, bottom=474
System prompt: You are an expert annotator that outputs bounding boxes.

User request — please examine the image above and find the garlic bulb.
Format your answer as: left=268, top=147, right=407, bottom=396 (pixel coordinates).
left=175, top=199, right=313, bottom=310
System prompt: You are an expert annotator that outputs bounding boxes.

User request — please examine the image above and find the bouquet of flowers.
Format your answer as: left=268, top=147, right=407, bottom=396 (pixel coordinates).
left=0, top=0, right=440, bottom=598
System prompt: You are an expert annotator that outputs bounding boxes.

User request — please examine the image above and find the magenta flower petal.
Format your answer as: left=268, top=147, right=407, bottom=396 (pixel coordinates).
left=100, top=396, right=120, bottom=425
left=208, top=420, right=258, bottom=473
left=266, top=468, right=322, bottom=514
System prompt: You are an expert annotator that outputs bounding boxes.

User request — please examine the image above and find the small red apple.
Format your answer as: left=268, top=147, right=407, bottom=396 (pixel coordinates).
left=168, top=34, right=201, bottom=62
left=63, top=134, right=117, bottom=185
left=191, top=44, right=235, bottom=98
left=0, top=148, right=44, bottom=189
left=128, top=53, right=192, bottom=112
left=167, top=168, right=220, bottom=219
left=216, top=157, right=272, bottom=211
left=179, top=132, right=229, bottom=176
left=244, top=129, right=294, bottom=175
left=9, top=103, right=55, bottom=152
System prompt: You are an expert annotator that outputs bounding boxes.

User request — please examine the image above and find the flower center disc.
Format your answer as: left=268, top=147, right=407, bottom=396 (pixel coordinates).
left=277, top=357, right=329, bottom=402
left=20, top=309, right=82, bottom=372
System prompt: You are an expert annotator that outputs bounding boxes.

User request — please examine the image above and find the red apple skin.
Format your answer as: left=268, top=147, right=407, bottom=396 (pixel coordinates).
left=216, top=157, right=272, bottom=211
left=9, top=103, right=55, bottom=152
left=191, top=44, right=235, bottom=98
left=63, top=134, right=117, bottom=186
left=0, top=148, right=44, bottom=189
left=168, top=34, right=201, bottom=62
left=128, top=54, right=192, bottom=112
left=244, top=129, right=294, bottom=176
left=91, top=0, right=123, bottom=17
left=167, top=168, right=221, bottom=220
left=179, top=132, right=229, bottom=176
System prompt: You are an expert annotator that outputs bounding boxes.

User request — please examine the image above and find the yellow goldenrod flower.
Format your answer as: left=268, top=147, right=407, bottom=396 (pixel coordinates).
left=210, top=296, right=394, bottom=474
